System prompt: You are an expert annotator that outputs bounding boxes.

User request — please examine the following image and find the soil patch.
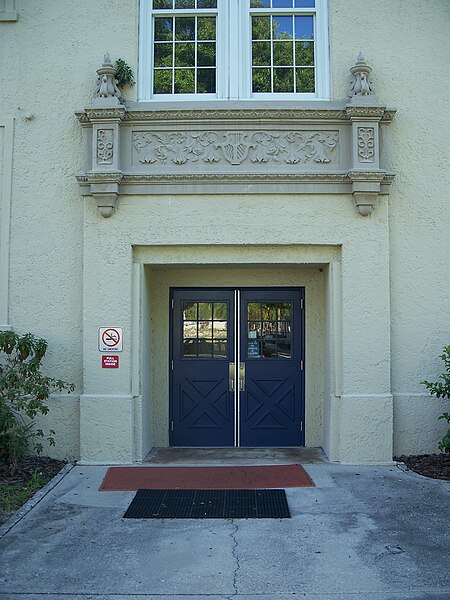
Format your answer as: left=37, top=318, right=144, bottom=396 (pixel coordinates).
left=395, top=454, right=450, bottom=481
left=0, top=456, right=66, bottom=525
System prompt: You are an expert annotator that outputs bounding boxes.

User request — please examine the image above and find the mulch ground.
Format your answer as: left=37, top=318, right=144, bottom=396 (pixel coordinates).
left=395, top=454, right=450, bottom=481
left=0, top=456, right=66, bottom=487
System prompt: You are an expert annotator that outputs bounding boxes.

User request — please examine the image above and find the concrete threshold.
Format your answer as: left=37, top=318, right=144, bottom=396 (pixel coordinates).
left=144, top=446, right=327, bottom=466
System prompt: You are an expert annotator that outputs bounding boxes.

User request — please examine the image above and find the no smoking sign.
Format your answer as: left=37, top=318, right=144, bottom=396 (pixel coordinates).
left=98, top=327, right=123, bottom=352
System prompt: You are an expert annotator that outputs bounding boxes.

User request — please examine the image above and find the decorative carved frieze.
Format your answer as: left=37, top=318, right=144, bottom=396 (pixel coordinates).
left=132, top=130, right=338, bottom=167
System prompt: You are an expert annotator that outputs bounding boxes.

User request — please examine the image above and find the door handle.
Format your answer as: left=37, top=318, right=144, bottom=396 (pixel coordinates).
left=239, top=362, right=245, bottom=391
left=229, top=362, right=235, bottom=391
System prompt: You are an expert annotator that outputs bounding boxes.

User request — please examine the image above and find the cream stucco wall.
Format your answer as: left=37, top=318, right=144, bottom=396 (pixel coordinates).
left=0, top=1, right=449, bottom=462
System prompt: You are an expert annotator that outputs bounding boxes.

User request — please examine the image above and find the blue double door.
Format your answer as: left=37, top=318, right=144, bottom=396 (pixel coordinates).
left=170, top=288, right=305, bottom=447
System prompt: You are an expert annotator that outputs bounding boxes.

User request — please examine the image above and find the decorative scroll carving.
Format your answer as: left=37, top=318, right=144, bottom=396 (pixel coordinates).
left=357, top=127, right=375, bottom=162
left=97, top=129, right=114, bottom=164
left=132, top=130, right=338, bottom=167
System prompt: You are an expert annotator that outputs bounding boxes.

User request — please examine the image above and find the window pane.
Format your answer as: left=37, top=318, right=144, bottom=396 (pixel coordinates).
left=175, top=42, right=195, bottom=67
left=154, top=69, right=172, bottom=93
left=278, top=303, right=292, bottom=320
left=213, top=340, right=227, bottom=358
left=175, top=17, right=195, bottom=40
left=252, top=41, right=271, bottom=66
left=183, top=302, right=197, bottom=319
left=198, top=321, right=213, bottom=338
left=295, top=15, right=314, bottom=39
left=183, top=339, right=197, bottom=357
left=174, top=68, right=195, bottom=92
left=213, top=303, right=227, bottom=320
left=262, top=303, right=277, bottom=320
left=197, top=70, right=217, bottom=94
left=198, top=302, right=212, bottom=319
left=295, top=41, right=314, bottom=65
left=175, top=0, right=194, bottom=8
left=213, top=321, right=227, bottom=338
left=252, top=16, right=271, bottom=40
left=153, top=0, right=173, bottom=9
left=277, top=338, right=292, bottom=358
left=253, top=68, right=271, bottom=92
left=296, top=67, right=315, bottom=92
left=262, top=338, right=277, bottom=358
left=183, top=320, right=197, bottom=337
left=197, top=42, right=216, bottom=66
left=272, top=16, right=293, bottom=39
left=250, top=0, right=270, bottom=6
left=154, top=18, right=173, bottom=41
left=198, top=339, right=213, bottom=357
left=197, top=16, right=216, bottom=40
left=155, top=43, right=173, bottom=67
left=295, top=0, right=315, bottom=6
left=248, top=303, right=261, bottom=320
left=273, top=41, right=293, bottom=66
left=272, top=0, right=293, bottom=7
left=247, top=338, right=261, bottom=358
left=197, top=0, right=217, bottom=7
left=274, top=67, right=294, bottom=92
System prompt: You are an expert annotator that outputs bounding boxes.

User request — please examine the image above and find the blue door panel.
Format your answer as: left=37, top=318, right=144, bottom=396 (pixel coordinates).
left=240, top=289, right=305, bottom=447
left=171, top=289, right=235, bottom=447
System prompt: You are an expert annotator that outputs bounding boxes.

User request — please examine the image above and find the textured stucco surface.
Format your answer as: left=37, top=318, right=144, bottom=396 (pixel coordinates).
left=0, top=1, right=449, bottom=462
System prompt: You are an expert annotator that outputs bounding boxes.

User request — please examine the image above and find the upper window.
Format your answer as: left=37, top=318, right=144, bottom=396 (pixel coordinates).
left=139, top=0, right=329, bottom=101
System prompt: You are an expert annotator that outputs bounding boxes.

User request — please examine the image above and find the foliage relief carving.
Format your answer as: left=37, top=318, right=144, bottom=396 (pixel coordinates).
left=132, top=130, right=338, bottom=166
left=357, top=127, right=375, bottom=162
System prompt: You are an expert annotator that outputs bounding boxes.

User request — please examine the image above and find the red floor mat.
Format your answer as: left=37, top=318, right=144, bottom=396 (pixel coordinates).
left=99, top=464, right=314, bottom=491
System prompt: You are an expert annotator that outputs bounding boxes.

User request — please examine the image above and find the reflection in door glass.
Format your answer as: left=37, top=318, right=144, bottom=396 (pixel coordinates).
left=247, top=301, right=293, bottom=359
left=182, top=301, right=228, bottom=358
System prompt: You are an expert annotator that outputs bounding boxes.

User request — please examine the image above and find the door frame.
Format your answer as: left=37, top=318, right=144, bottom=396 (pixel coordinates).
left=169, top=286, right=305, bottom=447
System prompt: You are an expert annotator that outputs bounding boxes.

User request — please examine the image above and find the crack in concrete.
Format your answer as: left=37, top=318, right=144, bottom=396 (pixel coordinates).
left=225, top=520, right=240, bottom=600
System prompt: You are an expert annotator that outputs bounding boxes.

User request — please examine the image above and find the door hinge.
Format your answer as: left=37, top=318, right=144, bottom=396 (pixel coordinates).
left=300, top=421, right=303, bottom=432
left=171, top=298, right=174, bottom=309
left=300, top=360, right=304, bottom=371
left=171, top=360, right=174, bottom=371
left=171, top=421, right=174, bottom=432
left=300, top=298, right=304, bottom=310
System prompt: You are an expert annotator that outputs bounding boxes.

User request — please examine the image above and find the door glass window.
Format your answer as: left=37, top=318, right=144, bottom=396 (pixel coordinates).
left=247, top=301, right=292, bottom=359
left=182, top=301, right=228, bottom=358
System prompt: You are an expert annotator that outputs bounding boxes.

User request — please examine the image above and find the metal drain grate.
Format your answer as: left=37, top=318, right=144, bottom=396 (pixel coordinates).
left=123, top=489, right=291, bottom=519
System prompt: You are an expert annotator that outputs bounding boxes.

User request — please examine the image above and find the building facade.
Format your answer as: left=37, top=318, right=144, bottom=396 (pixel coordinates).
left=0, top=0, right=449, bottom=464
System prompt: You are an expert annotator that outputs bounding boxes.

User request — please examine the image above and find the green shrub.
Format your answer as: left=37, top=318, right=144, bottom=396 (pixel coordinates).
left=421, top=346, right=450, bottom=453
left=0, top=331, right=75, bottom=472
left=115, top=58, right=135, bottom=88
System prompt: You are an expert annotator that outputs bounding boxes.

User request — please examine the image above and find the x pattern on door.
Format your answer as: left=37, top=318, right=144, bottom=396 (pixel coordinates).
left=170, top=288, right=305, bottom=447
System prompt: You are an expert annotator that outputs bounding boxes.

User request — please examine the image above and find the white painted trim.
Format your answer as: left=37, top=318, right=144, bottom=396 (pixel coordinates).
left=0, top=118, right=14, bottom=330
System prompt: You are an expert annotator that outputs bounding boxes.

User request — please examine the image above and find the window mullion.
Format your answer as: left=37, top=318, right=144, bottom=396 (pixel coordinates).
left=228, top=0, right=240, bottom=99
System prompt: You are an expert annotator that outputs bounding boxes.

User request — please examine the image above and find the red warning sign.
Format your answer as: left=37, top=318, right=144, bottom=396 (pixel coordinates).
left=102, top=355, right=119, bottom=369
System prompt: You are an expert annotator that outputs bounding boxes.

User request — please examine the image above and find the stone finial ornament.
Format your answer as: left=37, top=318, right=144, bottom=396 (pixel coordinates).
left=95, top=52, right=122, bottom=101
left=348, top=52, right=375, bottom=98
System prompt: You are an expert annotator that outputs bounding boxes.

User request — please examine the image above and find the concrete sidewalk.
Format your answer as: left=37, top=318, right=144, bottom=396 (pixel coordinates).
left=0, top=455, right=449, bottom=600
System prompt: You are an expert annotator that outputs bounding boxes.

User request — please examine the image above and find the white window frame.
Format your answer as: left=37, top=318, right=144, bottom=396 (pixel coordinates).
left=138, top=0, right=330, bottom=102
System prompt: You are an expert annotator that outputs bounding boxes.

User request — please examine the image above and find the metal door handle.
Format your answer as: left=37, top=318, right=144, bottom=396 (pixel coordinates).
left=229, top=362, right=235, bottom=391
left=239, top=362, right=245, bottom=391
